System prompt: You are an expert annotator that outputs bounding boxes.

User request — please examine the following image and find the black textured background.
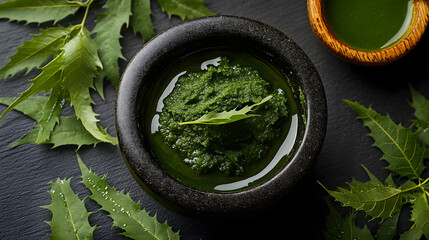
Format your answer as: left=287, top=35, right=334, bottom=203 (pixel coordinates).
left=1, top=1, right=429, bottom=239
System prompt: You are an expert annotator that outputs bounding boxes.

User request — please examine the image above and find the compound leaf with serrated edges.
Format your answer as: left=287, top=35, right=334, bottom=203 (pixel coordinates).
left=0, top=25, right=76, bottom=80
left=0, top=0, right=81, bottom=24
left=61, top=27, right=116, bottom=145
left=78, top=154, right=180, bottom=240
left=345, top=100, right=426, bottom=180
left=321, top=166, right=406, bottom=221
left=0, top=54, right=63, bottom=120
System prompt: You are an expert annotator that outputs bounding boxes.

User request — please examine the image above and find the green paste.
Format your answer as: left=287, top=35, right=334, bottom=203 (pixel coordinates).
left=325, top=0, right=413, bottom=51
left=158, top=58, right=288, bottom=175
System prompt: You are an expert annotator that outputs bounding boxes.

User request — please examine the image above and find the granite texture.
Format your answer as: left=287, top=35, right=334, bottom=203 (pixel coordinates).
left=1, top=1, right=429, bottom=239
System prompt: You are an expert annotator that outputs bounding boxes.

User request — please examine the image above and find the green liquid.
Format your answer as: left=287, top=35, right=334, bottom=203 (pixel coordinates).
left=140, top=49, right=305, bottom=192
left=325, top=0, right=413, bottom=51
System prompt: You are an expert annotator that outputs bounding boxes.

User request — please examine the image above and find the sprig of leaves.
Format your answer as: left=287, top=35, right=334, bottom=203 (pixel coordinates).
left=179, top=95, right=273, bottom=125
left=0, top=0, right=214, bottom=148
left=321, top=87, right=429, bottom=239
left=43, top=154, right=180, bottom=239
left=0, top=97, right=104, bottom=148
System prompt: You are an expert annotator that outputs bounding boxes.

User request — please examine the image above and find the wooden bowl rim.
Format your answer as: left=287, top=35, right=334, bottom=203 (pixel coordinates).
left=307, top=0, right=429, bottom=65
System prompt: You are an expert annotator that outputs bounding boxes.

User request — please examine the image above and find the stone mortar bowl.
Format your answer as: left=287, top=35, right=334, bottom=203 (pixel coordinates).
left=116, top=15, right=327, bottom=217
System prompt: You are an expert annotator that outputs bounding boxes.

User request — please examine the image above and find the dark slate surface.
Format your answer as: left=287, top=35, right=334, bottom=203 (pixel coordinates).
left=0, top=1, right=428, bottom=239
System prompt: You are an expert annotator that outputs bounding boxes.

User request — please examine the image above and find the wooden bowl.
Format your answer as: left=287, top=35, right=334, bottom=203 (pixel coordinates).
left=308, top=0, right=429, bottom=65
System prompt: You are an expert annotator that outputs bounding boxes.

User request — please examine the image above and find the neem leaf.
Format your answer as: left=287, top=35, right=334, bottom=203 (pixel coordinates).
left=179, top=95, right=272, bottom=125
left=157, top=0, right=215, bottom=21
left=409, top=85, right=429, bottom=147
left=36, top=86, right=65, bottom=143
left=345, top=100, right=426, bottom=180
left=410, top=192, right=429, bottom=238
left=409, top=85, right=429, bottom=126
left=93, top=0, right=132, bottom=88
left=131, top=0, right=155, bottom=41
left=0, top=0, right=81, bottom=24
left=399, top=226, right=424, bottom=240
left=78, top=155, right=180, bottom=240
left=324, top=201, right=373, bottom=240
left=0, top=25, right=76, bottom=79
left=0, top=96, right=47, bottom=120
left=42, top=178, right=95, bottom=240
left=0, top=26, right=117, bottom=145
left=61, top=27, right=116, bottom=144
left=322, top=178, right=404, bottom=221
left=376, top=212, right=400, bottom=240
left=0, top=54, right=63, bottom=120
left=10, top=116, right=104, bottom=148
left=0, top=96, right=105, bottom=148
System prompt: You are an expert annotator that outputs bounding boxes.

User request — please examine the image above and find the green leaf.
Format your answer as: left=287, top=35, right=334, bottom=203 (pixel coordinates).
left=78, top=154, right=180, bottom=240
left=322, top=180, right=404, bottom=221
left=36, top=86, right=65, bottom=143
left=11, top=116, right=104, bottom=148
left=0, top=25, right=76, bottom=79
left=0, top=96, right=47, bottom=120
left=179, top=95, right=272, bottom=125
left=0, top=26, right=117, bottom=145
left=0, top=0, right=81, bottom=24
left=345, top=100, right=426, bottom=180
left=0, top=96, right=105, bottom=148
left=321, top=167, right=407, bottom=221
left=399, top=226, right=424, bottom=240
left=42, top=178, right=95, bottom=240
left=376, top=212, right=399, bottom=240
left=157, top=0, right=215, bottom=20
left=93, top=0, right=132, bottom=88
left=410, top=192, right=429, bottom=238
left=0, top=54, right=63, bottom=120
left=61, top=27, right=116, bottom=144
left=409, top=85, right=429, bottom=125
left=130, top=0, right=155, bottom=41
left=409, top=85, right=429, bottom=146
left=324, top=201, right=374, bottom=240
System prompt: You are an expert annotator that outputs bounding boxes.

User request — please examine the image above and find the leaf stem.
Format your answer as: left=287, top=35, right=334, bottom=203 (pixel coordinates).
left=401, top=178, right=429, bottom=194
left=80, top=0, right=94, bottom=28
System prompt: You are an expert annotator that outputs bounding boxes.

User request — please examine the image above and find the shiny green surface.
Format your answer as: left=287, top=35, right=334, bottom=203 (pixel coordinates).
left=325, top=0, right=413, bottom=51
left=142, top=49, right=303, bottom=192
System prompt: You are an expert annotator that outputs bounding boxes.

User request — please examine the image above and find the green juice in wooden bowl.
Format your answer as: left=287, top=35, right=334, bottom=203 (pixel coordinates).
left=325, top=0, right=413, bottom=51
left=308, top=0, right=429, bottom=65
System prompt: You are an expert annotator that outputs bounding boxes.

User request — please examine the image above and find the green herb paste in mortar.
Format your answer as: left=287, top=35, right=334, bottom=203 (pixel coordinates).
left=158, top=58, right=288, bottom=175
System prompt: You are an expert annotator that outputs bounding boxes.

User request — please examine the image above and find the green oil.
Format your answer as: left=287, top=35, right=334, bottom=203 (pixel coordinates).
left=325, top=0, right=413, bottom=51
left=140, top=49, right=305, bottom=193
